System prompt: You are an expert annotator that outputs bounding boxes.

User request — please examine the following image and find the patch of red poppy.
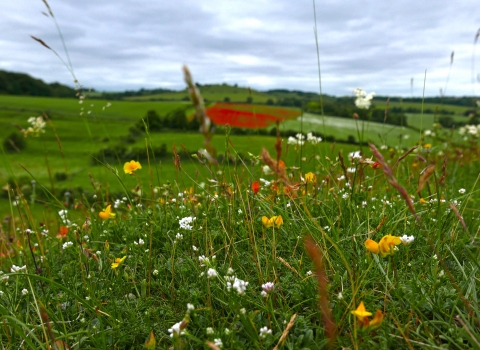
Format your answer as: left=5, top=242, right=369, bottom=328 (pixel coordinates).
left=203, top=103, right=301, bottom=129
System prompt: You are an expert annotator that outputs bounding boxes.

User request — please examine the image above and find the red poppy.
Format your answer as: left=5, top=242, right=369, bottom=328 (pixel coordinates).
left=371, top=161, right=382, bottom=169
left=56, top=226, right=68, bottom=239
left=251, top=181, right=261, bottom=194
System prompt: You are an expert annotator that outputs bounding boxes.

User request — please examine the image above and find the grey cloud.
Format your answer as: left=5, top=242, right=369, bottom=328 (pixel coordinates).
left=1, top=0, right=479, bottom=96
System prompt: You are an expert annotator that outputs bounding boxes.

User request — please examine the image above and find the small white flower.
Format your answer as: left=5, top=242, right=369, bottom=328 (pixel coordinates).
left=207, top=268, right=218, bottom=279
left=153, top=269, right=159, bottom=276
left=198, top=255, right=209, bottom=266
left=227, top=267, right=234, bottom=275
left=261, top=291, right=268, bottom=298
left=187, top=303, right=195, bottom=312
left=399, top=235, right=415, bottom=245
left=214, top=338, right=223, bottom=347
left=21, top=289, right=28, bottom=295
left=342, top=193, right=349, bottom=199
left=85, top=296, right=90, bottom=300
left=259, top=326, right=272, bottom=338
left=239, top=308, right=246, bottom=315
left=347, top=167, right=356, bottom=173
left=224, top=328, right=231, bottom=335
left=175, top=233, right=183, bottom=240
left=337, top=175, right=345, bottom=181
left=349, top=151, right=362, bottom=159
left=192, top=245, right=198, bottom=251
left=362, top=201, right=367, bottom=207
left=306, top=270, right=313, bottom=276
left=438, top=270, right=445, bottom=277
left=206, top=327, right=214, bottom=335
left=458, top=188, right=466, bottom=194
left=433, top=254, right=438, bottom=260
left=337, top=292, right=343, bottom=300
left=168, top=321, right=185, bottom=338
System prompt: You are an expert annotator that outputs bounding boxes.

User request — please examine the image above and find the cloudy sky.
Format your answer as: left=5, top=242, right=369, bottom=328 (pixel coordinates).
left=1, top=0, right=480, bottom=96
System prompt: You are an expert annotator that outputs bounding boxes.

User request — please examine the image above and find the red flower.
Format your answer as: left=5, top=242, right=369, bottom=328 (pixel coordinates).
left=56, top=226, right=68, bottom=239
left=251, top=181, right=261, bottom=194
left=371, top=161, right=382, bottom=169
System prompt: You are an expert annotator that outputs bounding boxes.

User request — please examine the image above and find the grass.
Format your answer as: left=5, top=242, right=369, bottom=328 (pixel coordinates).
left=1, top=125, right=479, bottom=348
left=1, top=95, right=479, bottom=350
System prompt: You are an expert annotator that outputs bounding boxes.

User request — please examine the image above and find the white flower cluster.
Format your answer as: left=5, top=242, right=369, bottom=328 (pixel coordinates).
left=353, top=88, right=375, bottom=109
left=458, top=124, right=480, bottom=137
left=134, top=238, right=145, bottom=246
left=400, top=235, right=415, bottom=245
left=306, top=132, right=322, bottom=144
left=288, top=133, right=305, bottom=146
left=261, top=282, right=274, bottom=297
left=62, top=241, right=74, bottom=249
left=179, top=216, right=196, bottom=230
left=58, top=210, right=70, bottom=225
left=10, top=265, right=27, bottom=273
left=349, top=151, right=362, bottom=160
left=21, top=116, right=46, bottom=137
left=288, top=133, right=322, bottom=146
left=259, top=326, right=272, bottom=338
left=424, top=130, right=435, bottom=137
left=227, top=277, right=249, bottom=295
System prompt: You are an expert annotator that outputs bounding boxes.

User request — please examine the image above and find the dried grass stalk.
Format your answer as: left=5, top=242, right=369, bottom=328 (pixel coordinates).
left=439, top=156, right=447, bottom=186
left=261, top=148, right=290, bottom=186
left=273, top=313, right=297, bottom=350
left=182, top=65, right=217, bottom=164
left=416, top=164, right=435, bottom=194
left=277, top=256, right=300, bottom=276
left=449, top=203, right=467, bottom=231
left=370, top=143, right=421, bottom=225
left=30, top=36, right=52, bottom=50
left=393, top=146, right=418, bottom=169
left=304, top=235, right=336, bottom=347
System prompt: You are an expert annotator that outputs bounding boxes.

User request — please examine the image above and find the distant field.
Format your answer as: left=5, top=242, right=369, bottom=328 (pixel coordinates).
left=124, top=84, right=276, bottom=103
left=1, top=95, right=469, bottom=199
left=276, top=113, right=419, bottom=146
left=405, top=113, right=468, bottom=130
left=375, top=100, right=471, bottom=115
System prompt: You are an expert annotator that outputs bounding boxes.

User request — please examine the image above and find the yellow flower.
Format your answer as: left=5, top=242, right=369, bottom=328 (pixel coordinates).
left=378, top=234, right=401, bottom=257
left=364, top=239, right=379, bottom=254
left=419, top=198, right=426, bottom=204
left=99, top=205, right=116, bottom=220
left=369, top=310, right=384, bottom=328
left=351, top=301, right=372, bottom=322
left=111, top=256, right=126, bottom=269
left=364, top=234, right=401, bottom=258
left=124, top=160, right=142, bottom=174
left=305, top=172, right=316, bottom=183
left=262, top=215, right=283, bottom=228
left=423, top=143, right=431, bottom=149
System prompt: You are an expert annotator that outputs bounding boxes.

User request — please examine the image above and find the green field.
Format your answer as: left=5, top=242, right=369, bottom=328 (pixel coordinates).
left=0, top=94, right=471, bottom=215
left=123, top=84, right=276, bottom=103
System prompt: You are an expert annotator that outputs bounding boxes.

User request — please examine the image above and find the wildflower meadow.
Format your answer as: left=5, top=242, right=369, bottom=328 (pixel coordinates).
left=1, top=2, right=480, bottom=350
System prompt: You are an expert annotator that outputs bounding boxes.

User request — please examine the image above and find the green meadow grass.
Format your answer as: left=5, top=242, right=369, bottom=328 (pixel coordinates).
left=1, top=93, right=479, bottom=349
